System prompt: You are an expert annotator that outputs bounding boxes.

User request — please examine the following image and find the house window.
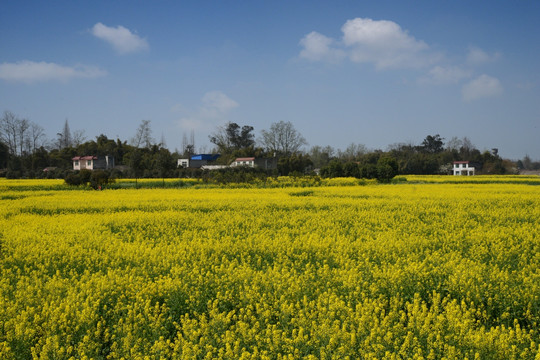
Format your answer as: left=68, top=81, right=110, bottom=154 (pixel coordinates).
left=74, top=160, right=79, bottom=166
left=87, top=160, right=92, bottom=166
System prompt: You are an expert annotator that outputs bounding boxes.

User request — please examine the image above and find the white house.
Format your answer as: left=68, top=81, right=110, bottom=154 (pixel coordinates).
left=72, top=156, right=97, bottom=170
left=230, top=157, right=278, bottom=170
left=452, top=161, right=475, bottom=176
left=177, top=158, right=190, bottom=168
left=178, top=154, right=221, bottom=169
left=72, top=155, right=114, bottom=171
left=231, top=157, right=255, bottom=167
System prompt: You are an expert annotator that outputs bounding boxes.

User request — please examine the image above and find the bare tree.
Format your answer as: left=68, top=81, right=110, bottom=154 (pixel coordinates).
left=25, top=122, right=46, bottom=154
left=338, top=143, right=367, bottom=161
left=1, top=111, right=20, bottom=155
left=131, top=120, right=154, bottom=149
left=17, top=118, right=29, bottom=155
left=461, top=137, right=474, bottom=152
left=445, top=136, right=462, bottom=151
left=72, top=129, right=87, bottom=147
left=0, top=111, right=41, bottom=156
left=181, top=130, right=196, bottom=157
left=259, top=121, right=307, bottom=156
left=309, top=145, right=335, bottom=168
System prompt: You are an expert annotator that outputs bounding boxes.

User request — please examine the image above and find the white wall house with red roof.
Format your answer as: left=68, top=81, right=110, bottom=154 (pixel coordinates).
left=72, top=156, right=97, bottom=170
left=72, top=156, right=115, bottom=171
left=452, top=161, right=475, bottom=176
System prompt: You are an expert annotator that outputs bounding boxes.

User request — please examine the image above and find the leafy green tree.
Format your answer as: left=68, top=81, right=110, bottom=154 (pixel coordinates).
left=376, top=157, right=398, bottom=183
left=421, top=134, right=445, bottom=154
left=155, top=147, right=176, bottom=185
left=209, top=122, right=256, bottom=162
left=343, top=162, right=360, bottom=178
left=277, top=154, right=313, bottom=176
left=359, top=163, right=378, bottom=179
left=320, top=160, right=343, bottom=178
left=90, top=170, right=112, bottom=189
left=0, top=141, right=9, bottom=168
left=128, top=149, right=145, bottom=188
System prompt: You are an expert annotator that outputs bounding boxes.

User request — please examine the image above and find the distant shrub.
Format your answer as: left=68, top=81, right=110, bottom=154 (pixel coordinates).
left=64, top=170, right=114, bottom=189
left=64, top=172, right=83, bottom=186
left=90, top=170, right=113, bottom=189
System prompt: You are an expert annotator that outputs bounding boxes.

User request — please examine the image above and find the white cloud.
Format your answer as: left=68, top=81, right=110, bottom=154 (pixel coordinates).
left=299, top=31, right=345, bottom=62
left=299, top=17, right=435, bottom=69
left=201, top=91, right=239, bottom=116
left=462, top=74, right=503, bottom=101
left=467, top=46, right=500, bottom=65
left=342, top=18, right=432, bottom=69
left=420, top=65, right=472, bottom=84
left=91, top=23, right=149, bottom=54
left=0, top=60, right=106, bottom=83
left=175, top=91, right=239, bottom=130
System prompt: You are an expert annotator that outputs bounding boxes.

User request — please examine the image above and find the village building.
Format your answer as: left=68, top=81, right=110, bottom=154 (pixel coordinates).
left=231, top=157, right=278, bottom=170
left=452, top=161, right=475, bottom=176
left=72, top=155, right=115, bottom=171
left=177, top=154, right=220, bottom=168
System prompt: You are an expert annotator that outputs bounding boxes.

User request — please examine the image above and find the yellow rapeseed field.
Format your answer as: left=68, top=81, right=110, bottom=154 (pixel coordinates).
left=1, top=177, right=539, bottom=359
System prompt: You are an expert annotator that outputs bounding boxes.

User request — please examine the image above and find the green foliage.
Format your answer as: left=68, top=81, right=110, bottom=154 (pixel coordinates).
left=128, top=149, right=145, bottom=182
left=343, top=161, right=360, bottom=178
left=359, top=163, right=378, bottom=179
left=64, top=172, right=83, bottom=186
left=376, top=156, right=399, bottom=183
left=64, top=170, right=113, bottom=189
left=421, top=134, right=445, bottom=153
left=205, top=167, right=269, bottom=184
left=320, top=160, right=343, bottom=178
left=155, top=147, right=176, bottom=181
left=0, top=141, right=9, bottom=168
left=209, top=122, right=256, bottom=157
left=277, top=154, right=313, bottom=175
left=90, top=170, right=113, bottom=189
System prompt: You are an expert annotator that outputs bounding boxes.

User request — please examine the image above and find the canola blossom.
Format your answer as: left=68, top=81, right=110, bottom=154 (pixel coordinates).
left=1, top=177, right=539, bottom=359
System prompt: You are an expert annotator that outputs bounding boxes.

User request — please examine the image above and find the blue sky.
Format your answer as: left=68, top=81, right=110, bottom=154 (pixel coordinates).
left=1, top=1, right=539, bottom=160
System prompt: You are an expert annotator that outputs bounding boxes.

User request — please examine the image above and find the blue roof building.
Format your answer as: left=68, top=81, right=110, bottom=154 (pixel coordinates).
left=190, top=154, right=220, bottom=161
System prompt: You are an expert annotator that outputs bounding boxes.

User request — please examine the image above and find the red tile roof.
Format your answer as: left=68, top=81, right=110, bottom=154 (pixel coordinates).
left=72, top=156, right=97, bottom=161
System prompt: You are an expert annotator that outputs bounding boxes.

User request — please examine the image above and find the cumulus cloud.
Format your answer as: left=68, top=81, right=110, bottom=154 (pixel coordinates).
left=299, top=31, right=345, bottom=62
left=462, top=74, right=503, bottom=101
left=420, top=65, right=472, bottom=84
left=91, top=23, right=149, bottom=54
left=299, top=17, right=435, bottom=69
left=342, top=18, right=431, bottom=68
left=467, top=46, right=500, bottom=65
left=0, top=60, right=106, bottom=83
left=175, top=91, right=239, bottom=130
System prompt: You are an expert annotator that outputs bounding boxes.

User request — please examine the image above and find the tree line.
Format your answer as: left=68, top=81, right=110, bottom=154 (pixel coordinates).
left=1, top=110, right=536, bottom=182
